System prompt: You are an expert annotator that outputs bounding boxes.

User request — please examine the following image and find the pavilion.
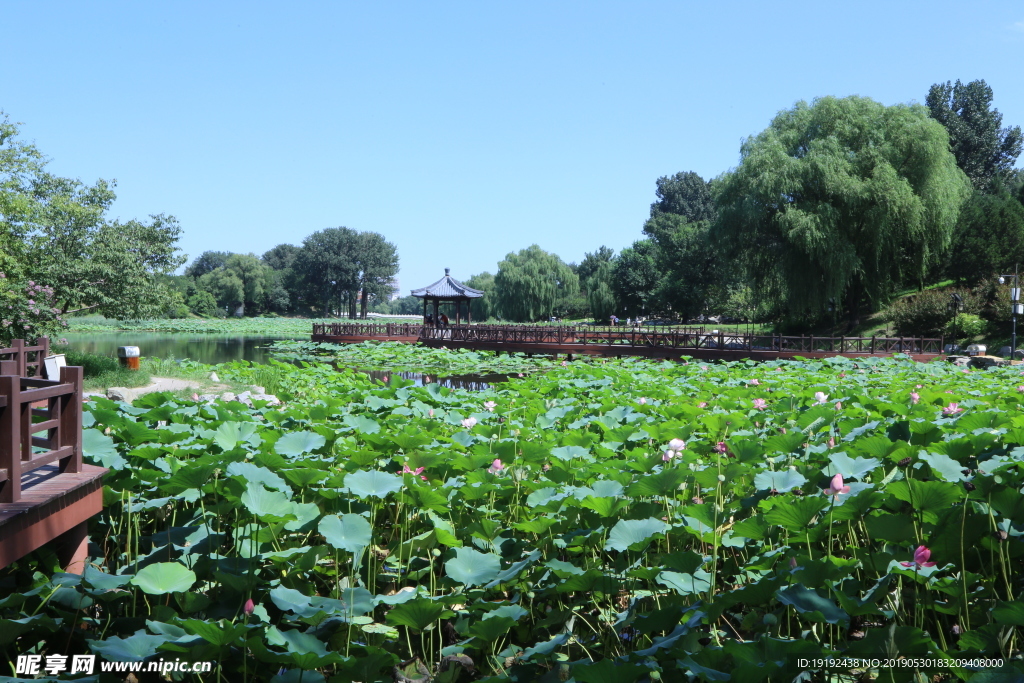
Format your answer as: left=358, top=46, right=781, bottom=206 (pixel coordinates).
left=411, top=268, right=484, bottom=325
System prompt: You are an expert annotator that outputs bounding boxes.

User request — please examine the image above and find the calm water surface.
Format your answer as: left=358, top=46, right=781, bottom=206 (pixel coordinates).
left=62, top=332, right=303, bottom=365
left=62, top=332, right=505, bottom=389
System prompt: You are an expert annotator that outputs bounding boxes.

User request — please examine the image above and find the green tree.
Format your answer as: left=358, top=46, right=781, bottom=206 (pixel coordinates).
left=649, top=171, right=717, bottom=224
left=262, top=244, right=299, bottom=271
left=714, top=95, right=971, bottom=327
left=945, top=188, right=1024, bottom=284
left=465, top=272, right=496, bottom=321
left=186, top=287, right=219, bottom=317
left=261, top=244, right=301, bottom=314
left=586, top=259, right=617, bottom=323
left=354, top=232, right=399, bottom=319
left=293, top=227, right=360, bottom=316
left=926, top=79, right=1022, bottom=191
left=611, top=240, right=660, bottom=318
left=185, top=251, right=231, bottom=279
left=494, top=245, right=579, bottom=322
left=647, top=214, right=723, bottom=321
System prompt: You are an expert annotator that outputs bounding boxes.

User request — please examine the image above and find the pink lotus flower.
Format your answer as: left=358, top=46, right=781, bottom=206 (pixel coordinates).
left=910, top=392, right=920, bottom=404
left=916, top=384, right=923, bottom=388
left=462, top=417, right=477, bottom=429
left=753, top=398, right=767, bottom=411
left=383, top=376, right=389, bottom=382
left=789, top=557, right=798, bottom=569
left=244, top=598, right=255, bottom=615
left=834, top=402, right=842, bottom=410
left=715, top=442, right=728, bottom=454
left=429, top=409, right=434, bottom=417
left=192, top=393, right=199, bottom=401
left=942, top=402, right=962, bottom=416
left=402, top=464, right=427, bottom=481
left=1017, top=386, right=1024, bottom=393
left=638, top=397, right=647, bottom=405
left=488, top=459, right=504, bottom=474
left=662, top=450, right=678, bottom=462
left=749, top=379, right=760, bottom=386
left=839, top=373, right=846, bottom=378
left=827, top=437, right=836, bottom=448
left=814, top=392, right=828, bottom=404
left=668, top=438, right=686, bottom=451
left=901, top=545, right=937, bottom=568
left=698, top=402, right=707, bottom=408
left=561, top=360, right=568, bottom=367
left=823, top=473, right=851, bottom=499
left=518, top=373, right=524, bottom=377
left=483, top=401, right=497, bottom=412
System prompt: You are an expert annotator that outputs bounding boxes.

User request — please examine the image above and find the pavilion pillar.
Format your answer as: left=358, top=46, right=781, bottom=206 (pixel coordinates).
left=423, top=298, right=427, bottom=323
left=456, top=298, right=462, bottom=325
left=433, top=299, right=439, bottom=325
left=468, top=299, right=472, bottom=325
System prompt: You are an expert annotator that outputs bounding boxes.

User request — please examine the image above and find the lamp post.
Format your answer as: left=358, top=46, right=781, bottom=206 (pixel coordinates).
left=998, top=265, right=1022, bottom=360
left=949, top=293, right=963, bottom=353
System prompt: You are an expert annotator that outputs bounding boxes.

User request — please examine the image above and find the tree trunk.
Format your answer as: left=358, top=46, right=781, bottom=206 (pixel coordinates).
left=360, top=288, right=369, bottom=319
left=845, top=276, right=862, bottom=331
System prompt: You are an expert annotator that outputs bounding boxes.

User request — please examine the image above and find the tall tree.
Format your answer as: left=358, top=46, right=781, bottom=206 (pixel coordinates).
left=494, top=245, right=579, bottom=322
left=945, top=188, right=1024, bottom=285
left=292, top=227, right=360, bottom=316
left=647, top=214, right=724, bottom=321
left=354, top=232, right=399, bottom=319
left=649, top=171, right=717, bottom=224
left=262, top=244, right=299, bottom=271
left=926, top=79, right=1023, bottom=191
left=714, top=95, right=971, bottom=326
left=611, top=240, right=660, bottom=318
left=465, top=272, right=496, bottom=321
left=185, top=251, right=230, bottom=279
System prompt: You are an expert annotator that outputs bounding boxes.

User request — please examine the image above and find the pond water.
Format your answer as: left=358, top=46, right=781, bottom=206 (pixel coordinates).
left=61, top=332, right=304, bottom=365
left=62, top=332, right=506, bottom=389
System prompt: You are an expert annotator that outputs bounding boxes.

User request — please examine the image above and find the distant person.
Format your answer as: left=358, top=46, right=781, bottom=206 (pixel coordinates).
left=440, top=313, right=449, bottom=327
left=610, top=315, right=618, bottom=326
left=426, top=313, right=434, bottom=326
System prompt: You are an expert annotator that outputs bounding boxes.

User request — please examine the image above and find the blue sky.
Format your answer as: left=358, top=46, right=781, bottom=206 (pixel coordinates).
left=4, top=1, right=1023, bottom=294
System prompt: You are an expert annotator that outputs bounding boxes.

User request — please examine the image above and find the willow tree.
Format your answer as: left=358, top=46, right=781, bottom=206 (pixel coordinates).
left=494, top=245, right=579, bottom=322
left=714, top=96, right=971, bottom=326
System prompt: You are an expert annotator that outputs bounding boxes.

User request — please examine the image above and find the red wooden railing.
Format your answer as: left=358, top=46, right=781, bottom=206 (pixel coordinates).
left=0, top=337, right=50, bottom=378
left=0, top=339, right=83, bottom=505
left=313, top=323, right=943, bottom=355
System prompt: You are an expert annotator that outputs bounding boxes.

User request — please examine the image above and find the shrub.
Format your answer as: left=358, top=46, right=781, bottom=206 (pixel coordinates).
left=944, top=312, right=987, bottom=343
left=883, top=288, right=981, bottom=337
left=60, top=348, right=120, bottom=377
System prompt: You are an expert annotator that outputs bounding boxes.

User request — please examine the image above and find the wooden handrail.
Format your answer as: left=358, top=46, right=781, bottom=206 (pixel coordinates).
left=0, top=349, right=82, bottom=504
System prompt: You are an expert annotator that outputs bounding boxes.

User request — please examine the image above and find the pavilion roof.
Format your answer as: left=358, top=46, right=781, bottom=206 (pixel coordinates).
left=411, top=269, right=484, bottom=299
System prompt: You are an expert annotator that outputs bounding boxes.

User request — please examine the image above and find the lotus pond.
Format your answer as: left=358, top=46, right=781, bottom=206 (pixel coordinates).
left=5, top=353, right=1024, bottom=682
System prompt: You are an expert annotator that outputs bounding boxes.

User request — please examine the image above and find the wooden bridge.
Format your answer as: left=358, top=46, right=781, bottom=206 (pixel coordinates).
left=312, top=322, right=945, bottom=362
left=0, top=339, right=106, bottom=572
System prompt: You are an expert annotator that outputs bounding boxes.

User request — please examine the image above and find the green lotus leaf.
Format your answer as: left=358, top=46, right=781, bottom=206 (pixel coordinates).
left=445, top=547, right=501, bottom=586
left=345, top=470, right=403, bottom=499
left=275, top=431, right=326, bottom=457
left=319, top=513, right=372, bottom=554
left=130, top=562, right=196, bottom=595
left=605, top=518, right=669, bottom=551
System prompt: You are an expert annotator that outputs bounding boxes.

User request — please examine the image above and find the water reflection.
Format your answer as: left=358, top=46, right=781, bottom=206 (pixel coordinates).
left=347, top=368, right=509, bottom=390
left=62, top=332, right=303, bottom=365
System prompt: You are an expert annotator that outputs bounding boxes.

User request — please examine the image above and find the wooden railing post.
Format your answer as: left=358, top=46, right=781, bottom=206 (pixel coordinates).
left=58, top=366, right=83, bottom=474
left=0, top=374, right=22, bottom=503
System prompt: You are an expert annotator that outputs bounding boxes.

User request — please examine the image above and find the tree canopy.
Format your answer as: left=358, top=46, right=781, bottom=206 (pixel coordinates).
left=649, top=171, right=717, bottom=224
left=926, top=79, right=1022, bottom=191
left=494, top=245, right=579, bottom=322
left=714, top=95, right=972, bottom=325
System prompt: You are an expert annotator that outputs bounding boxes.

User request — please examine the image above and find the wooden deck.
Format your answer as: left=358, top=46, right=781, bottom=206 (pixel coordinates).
left=312, top=323, right=945, bottom=362
left=0, top=339, right=106, bottom=572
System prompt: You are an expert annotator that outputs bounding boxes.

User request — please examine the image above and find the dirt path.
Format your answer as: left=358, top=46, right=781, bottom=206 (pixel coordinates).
left=84, top=376, right=208, bottom=401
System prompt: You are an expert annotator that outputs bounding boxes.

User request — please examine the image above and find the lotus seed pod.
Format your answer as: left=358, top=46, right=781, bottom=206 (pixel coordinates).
left=763, top=613, right=778, bottom=625
left=432, top=549, right=441, bottom=557
left=650, top=671, right=662, bottom=680
left=964, top=481, right=976, bottom=492
left=717, top=474, right=726, bottom=482
left=897, top=457, right=912, bottom=467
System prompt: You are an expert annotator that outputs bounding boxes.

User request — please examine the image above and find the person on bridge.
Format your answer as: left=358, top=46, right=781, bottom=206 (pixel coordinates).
left=440, top=313, right=449, bottom=327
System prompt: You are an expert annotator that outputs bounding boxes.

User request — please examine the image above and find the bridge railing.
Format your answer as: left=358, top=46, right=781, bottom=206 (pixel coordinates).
left=0, top=338, right=50, bottom=379
left=312, top=323, right=943, bottom=355
left=0, top=359, right=84, bottom=504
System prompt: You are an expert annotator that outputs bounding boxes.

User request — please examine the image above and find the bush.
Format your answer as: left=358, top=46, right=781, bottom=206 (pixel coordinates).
left=60, top=348, right=120, bottom=377
left=944, top=312, right=987, bottom=343
left=883, top=288, right=981, bottom=337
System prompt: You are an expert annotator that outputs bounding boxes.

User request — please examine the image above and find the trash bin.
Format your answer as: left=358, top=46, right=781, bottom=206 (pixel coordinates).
left=966, top=344, right=986, bottom=357
left=117, top=346, right=140, bottom=370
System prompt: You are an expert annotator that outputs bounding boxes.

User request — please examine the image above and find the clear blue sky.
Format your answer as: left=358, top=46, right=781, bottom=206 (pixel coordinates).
left=4, top=1, right=1023, bottom=293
